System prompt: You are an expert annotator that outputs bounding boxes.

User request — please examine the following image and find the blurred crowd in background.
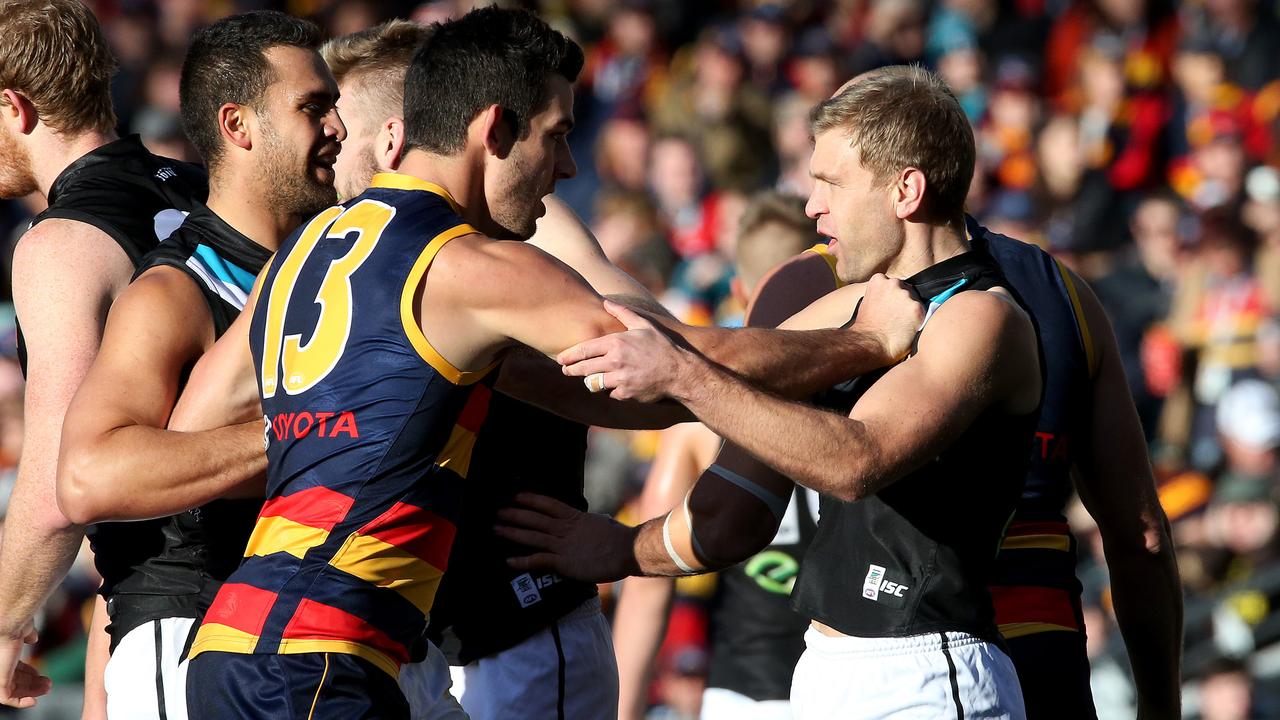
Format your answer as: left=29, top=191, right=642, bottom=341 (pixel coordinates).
left=1, top=0, right=1280, bottom=717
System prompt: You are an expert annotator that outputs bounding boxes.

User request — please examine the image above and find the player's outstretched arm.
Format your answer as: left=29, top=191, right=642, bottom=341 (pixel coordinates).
left=1069, top=270, right=1182, bottom=719
left=498, top=257, right=829, bottom=584
left=580, top=290, right=1039, bottom=500
left=559, top=274, right=924, bottom=402
left=0, top=219, right=129, bottom=707
left=56, top=268, right=265, bottom=525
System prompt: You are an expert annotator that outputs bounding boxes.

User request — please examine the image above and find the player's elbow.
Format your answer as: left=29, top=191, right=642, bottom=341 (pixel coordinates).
left=56, top=443, right=110, bottom=525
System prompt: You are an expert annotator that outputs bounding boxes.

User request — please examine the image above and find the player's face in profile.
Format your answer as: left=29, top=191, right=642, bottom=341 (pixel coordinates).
left=488, top=74, right=577, bottom=240
left=332, top=85, right=381, bottom=201
left=0, top=115, right=38, bottom=199
left=806, top=128, right=900, bottom=283
left=255, top=45, right=346, bottom=217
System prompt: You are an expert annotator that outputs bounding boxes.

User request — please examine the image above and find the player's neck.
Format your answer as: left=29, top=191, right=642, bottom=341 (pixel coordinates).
left=33, top=127, right=118, bottom=200
left=205, top=182, right=292, bottom=252
left=885, top=217, right=970, bottom=280
left=395, top=149, right=504, bottom=237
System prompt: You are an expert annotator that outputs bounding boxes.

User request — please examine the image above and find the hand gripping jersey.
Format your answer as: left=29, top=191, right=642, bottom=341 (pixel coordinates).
left=792, top=249, right=1042, bottom=642
left=190, top=173, right=495, bottom=679
left=20, top=134, right=206, bottom=374
left=88, top=205, right=271, bottom=650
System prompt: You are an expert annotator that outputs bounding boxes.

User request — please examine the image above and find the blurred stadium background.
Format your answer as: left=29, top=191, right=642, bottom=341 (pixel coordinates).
left=2, top=0, right=1280, bottom=717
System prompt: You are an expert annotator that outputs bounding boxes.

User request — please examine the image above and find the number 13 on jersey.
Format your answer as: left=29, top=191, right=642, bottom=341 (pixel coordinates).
left=259, top=200, right=395, bottom=398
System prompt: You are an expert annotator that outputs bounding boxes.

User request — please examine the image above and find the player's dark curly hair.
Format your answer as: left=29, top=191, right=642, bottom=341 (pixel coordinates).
left=404, top=7, right=583, bottom=155
left=180, top=11, right=322, bottom=169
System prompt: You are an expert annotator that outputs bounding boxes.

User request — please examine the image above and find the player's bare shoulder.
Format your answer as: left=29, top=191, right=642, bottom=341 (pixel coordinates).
left=918, top=288, right=1040, bottom=412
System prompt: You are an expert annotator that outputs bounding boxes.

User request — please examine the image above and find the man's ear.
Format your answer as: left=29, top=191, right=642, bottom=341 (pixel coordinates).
left=476, top=103, right=516, bottom=159
left=893, top=166, right=927, bottom=220
left=380, top=116, right=407, bottom=171
left=218, top=102, right=254, bottom=154
left=0, top=89, right=37, bottom=135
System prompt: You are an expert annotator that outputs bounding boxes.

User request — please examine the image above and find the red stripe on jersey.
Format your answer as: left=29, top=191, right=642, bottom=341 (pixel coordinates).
left=1005, top=521, right=1070, bottom=537
left=203, top=583, right=279, bottom=637
left=990, top=585, right=1080, bottom=629
left=455, top=384, right=492, bottom=434
left=259, top=485, right=356, bottom=531
left=282, top=598, right=410, bottom=665
left=359, top=503, right=457, bottom=571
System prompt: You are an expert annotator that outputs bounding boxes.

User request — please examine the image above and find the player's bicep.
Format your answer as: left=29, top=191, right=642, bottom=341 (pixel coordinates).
left=12, top=223, right=132, bottom=445
left=778, top=282, right=866, bottom=331
left=471, top=242, right=624, bottom=358
left=65, top=272, right=211, bottom=439
left=1070, top=273, right=1163, bottom=532
left=845, top=295, right=1024, bottom=487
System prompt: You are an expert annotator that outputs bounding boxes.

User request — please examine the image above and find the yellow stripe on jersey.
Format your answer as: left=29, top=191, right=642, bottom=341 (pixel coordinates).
left=398, top=223, right=492, bottom=385
left=243, top=514, right=333, bottom=560
left=999, top=533, right=1072, bottom=552
left=435, top=422, right=480, bottom=479
left=803, top=243, right=845, bottom=287
left=327, top=533, right=446, bottom=615
left=370, top=172, right=463, bottom=214
left=189, top=623, right=262, bottom=656
left=1054, top=259, right=1099, bottom=379
left=998, top=621, right=1080, bottom=639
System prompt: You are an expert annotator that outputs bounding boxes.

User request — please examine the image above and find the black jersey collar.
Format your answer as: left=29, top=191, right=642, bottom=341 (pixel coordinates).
left=180, top=204, right=274, bottom=275
left=45, top=135, right=149, bottom=207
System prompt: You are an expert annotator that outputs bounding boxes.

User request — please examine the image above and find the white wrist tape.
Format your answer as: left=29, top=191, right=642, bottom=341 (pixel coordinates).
left=661, top=503, right=699, bottom=575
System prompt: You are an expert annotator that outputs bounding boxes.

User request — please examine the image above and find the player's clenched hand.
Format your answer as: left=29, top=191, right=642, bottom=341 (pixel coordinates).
left=497, top=493, right=640, bottom=584
left=854, top=274, right=924, bottom=364
left=557, top=301, right=692, bottom=402
left=0, top=625, right=50, bottom=708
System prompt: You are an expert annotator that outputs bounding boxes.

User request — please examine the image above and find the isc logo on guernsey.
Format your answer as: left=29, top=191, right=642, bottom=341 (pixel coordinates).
left=264, top=411, right=360, bottom=443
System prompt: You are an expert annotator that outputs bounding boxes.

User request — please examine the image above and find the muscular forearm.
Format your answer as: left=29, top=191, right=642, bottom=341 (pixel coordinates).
left=59, top=421, right=264, bottom=524
left=0, top=474, right=84, bottom=638
left=1104, top=525, right=1183, bottom=718
left=668, top=354, right=873, bottom=501
left=613, top=576, right=675, bottom=720
left=675, top=323, right=892, bottom=399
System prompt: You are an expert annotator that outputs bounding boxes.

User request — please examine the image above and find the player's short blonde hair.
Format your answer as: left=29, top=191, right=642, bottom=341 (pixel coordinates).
left=0, top=0, right=117, bottom=134
left=736, top=191, right=816, bottom=292
left=321, top=19, right=432, bottom=133
left=810, top=65, right=974, bottom=221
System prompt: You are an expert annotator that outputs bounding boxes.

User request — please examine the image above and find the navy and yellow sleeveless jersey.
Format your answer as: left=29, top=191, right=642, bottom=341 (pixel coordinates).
left=189, top=173, right=495, bottom=678
left=969, top=218, right=1095, bottom=640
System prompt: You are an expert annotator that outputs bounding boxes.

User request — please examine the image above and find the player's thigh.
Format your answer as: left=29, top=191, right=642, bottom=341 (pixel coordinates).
left=186, top=651, right=410, bottom=720
left=105, top=617, right=194, bottom=720
left=1004, top=631, right=1097, bottom=720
